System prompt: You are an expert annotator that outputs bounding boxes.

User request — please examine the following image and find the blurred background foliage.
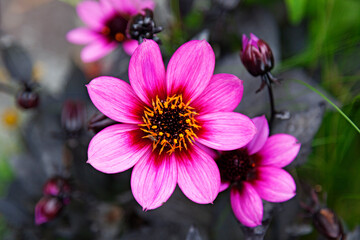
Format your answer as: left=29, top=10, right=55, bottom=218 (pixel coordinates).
left=280, top=0, right=360, bottom=232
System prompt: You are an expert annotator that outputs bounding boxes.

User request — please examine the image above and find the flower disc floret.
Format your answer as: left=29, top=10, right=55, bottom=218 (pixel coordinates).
left=140, top=94, right=200, bottom=155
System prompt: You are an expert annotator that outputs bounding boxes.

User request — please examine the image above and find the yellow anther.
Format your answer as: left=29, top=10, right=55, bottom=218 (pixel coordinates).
left=185, top=119, right=191, bottom=123
left=173, top=139, right=178, bottom=144
left=159, top=132, right=164, bottom=136
left=179, top=133, right=184, bottom=138
left=151, top=125, right=158, bottom=129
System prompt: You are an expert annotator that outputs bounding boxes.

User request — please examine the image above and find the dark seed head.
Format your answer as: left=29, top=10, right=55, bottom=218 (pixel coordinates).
left=128, top=9, right=163, bottom=44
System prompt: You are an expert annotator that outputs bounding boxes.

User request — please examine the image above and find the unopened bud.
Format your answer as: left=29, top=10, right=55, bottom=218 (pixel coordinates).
left=240, top=33, right=274, bottom=77
left=61, top=100, right=85, bottom=138
left=16, top=87, right=39, bottom=109
left=35, top=196, right=63, bottom=225
left=43, top=176, right=71, bottom=205
left=313, top=208, right=345, bottom=239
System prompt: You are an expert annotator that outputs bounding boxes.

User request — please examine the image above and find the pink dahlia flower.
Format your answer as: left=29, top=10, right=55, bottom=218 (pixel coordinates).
left=67, top=0, right=154, bottom=62
left=217, top=115, right=301, bottom=227
left=86, top=39, right=257, bottom=210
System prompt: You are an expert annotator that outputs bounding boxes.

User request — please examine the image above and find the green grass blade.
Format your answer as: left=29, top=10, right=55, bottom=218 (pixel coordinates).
left=294, top=79, right=360, bottom=134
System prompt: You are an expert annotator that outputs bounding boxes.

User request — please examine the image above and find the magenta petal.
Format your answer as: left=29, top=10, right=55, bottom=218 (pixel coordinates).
left=192, top=74, right=244, bottom=114
left=230, top=183, right=263, bottom=227
left=129, top=39, right=166, bottom=105
left=87, top=124, right=150, bottom=174
left=112, top=0, right=154, bottom=15
left=242, top=34, right=249, bottom=50
left=166, top=40, right=215, bottom=102
left=246, top=115, right=269, bottom=155
left=80, top=40, right=117, bottom=62
left=197, top=112, right=257, bottom=151
left=257, top=134, right=301, bottom=168
left=131, top=152, right=177, bottom=210
left=66, top=28, right=100, bottom=44
left=177, top=145, right=220, bottom=204
left=253, top=166, right=296, bottom=202
left=87, top=76, right=144, bottom=124
left=76, top=1, right=105, bottom=30
left=176, top=146, right=220, bottom=204
left=100, top=0, right=116, bottom=15
left=123, top=39, right=139, bottom=55
left=220, top=181, right=230, bottom=192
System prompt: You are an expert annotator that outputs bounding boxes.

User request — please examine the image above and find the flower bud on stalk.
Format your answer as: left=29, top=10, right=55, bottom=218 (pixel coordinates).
left=313, top=208, right=345, bottom=240
left=240, top=34, right=274, bottom=77
left=35, top=196, right=63, bottom=225
left=61, top=100, right=85, bottom=138
left=43, top=176, right=72, bottom=205
left=16, top=86, right=39, bottom=109
left=35, top=177, right=72, bottom=225
left=240, top=33, right=287, bottom=125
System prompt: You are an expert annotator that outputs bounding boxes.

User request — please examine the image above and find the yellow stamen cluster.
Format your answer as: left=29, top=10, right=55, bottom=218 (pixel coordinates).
left=139, top=94, right=201, bottom=155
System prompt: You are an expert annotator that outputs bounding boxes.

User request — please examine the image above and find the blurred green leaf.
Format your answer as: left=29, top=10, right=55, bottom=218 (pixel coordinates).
left=285, top=0, right=307, bottom=24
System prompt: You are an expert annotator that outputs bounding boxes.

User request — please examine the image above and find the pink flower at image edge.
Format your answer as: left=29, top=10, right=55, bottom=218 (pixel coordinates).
left=66, top=0, right=155, bottom=62
left=86, top=39, right=257, bottom=210
left=220, top=115, right=301, bottom=227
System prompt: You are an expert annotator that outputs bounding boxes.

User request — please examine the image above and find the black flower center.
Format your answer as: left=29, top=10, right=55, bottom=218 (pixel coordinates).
left=139, top=95, right=200, bottom=155
left=216, top=149, right=256, bottom=183
left=102, top=14, right=129, bottom=42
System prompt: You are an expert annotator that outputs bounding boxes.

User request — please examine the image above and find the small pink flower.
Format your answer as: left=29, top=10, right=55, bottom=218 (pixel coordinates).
left=86, top=39, right=257, bottom=210
left=67, top=0, right=155, bottom=62
left=217, top=115, right=301, bottom=227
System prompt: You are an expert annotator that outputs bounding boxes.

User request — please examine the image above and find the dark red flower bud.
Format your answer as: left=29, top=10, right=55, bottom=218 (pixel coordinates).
left=43, top=176, right=71, bottom=205
left=240, top=33, right=274, bottom=77
left=61, top=100, right=85, bottom=138
left=16, top=87, right=39, bottom=109
left=88, top=112, right=117, bottom=134
left=35, top=196, right=63, bottom=225
left=313, top=208, right=345, bottom=239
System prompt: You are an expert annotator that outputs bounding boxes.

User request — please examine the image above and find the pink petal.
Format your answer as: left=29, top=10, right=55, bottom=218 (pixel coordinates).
left=246, top=115, right=269, bottom=155
left=230, top=183, right=263, bottom=227
left=76, top=1, right=106, bottom=30
left=252, top=166, right=296, bottom=202
left=87, top=124, right=150, bottom=174
left=122, top=39, right=139, bottom=55
left=220, top=181, right=230, bottom=192
left=131, top=152, right=177, bottom=210
left=87, top=76, right=144, bottom=124
left=100, top=0, right=116, bottom=15
left=192, top=74, right=244, bottom=114
left=242, top=34, right=249, bottom=51
left=66, top=28, right=100, bottom=44
left=257, top=134, right=301, bottom=168
left=166, top=40, right=215, bottom=102
left=129, top=39, right=166, bottom=105
left=197, top=112, right=257, bottom=151
left=249, top=33, right=259, bottom=47
left=112, top=0, right=153, bottom=15
left=177, top=145, right=220, bottom=204
left=80, top=40, right=117, bottom=62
